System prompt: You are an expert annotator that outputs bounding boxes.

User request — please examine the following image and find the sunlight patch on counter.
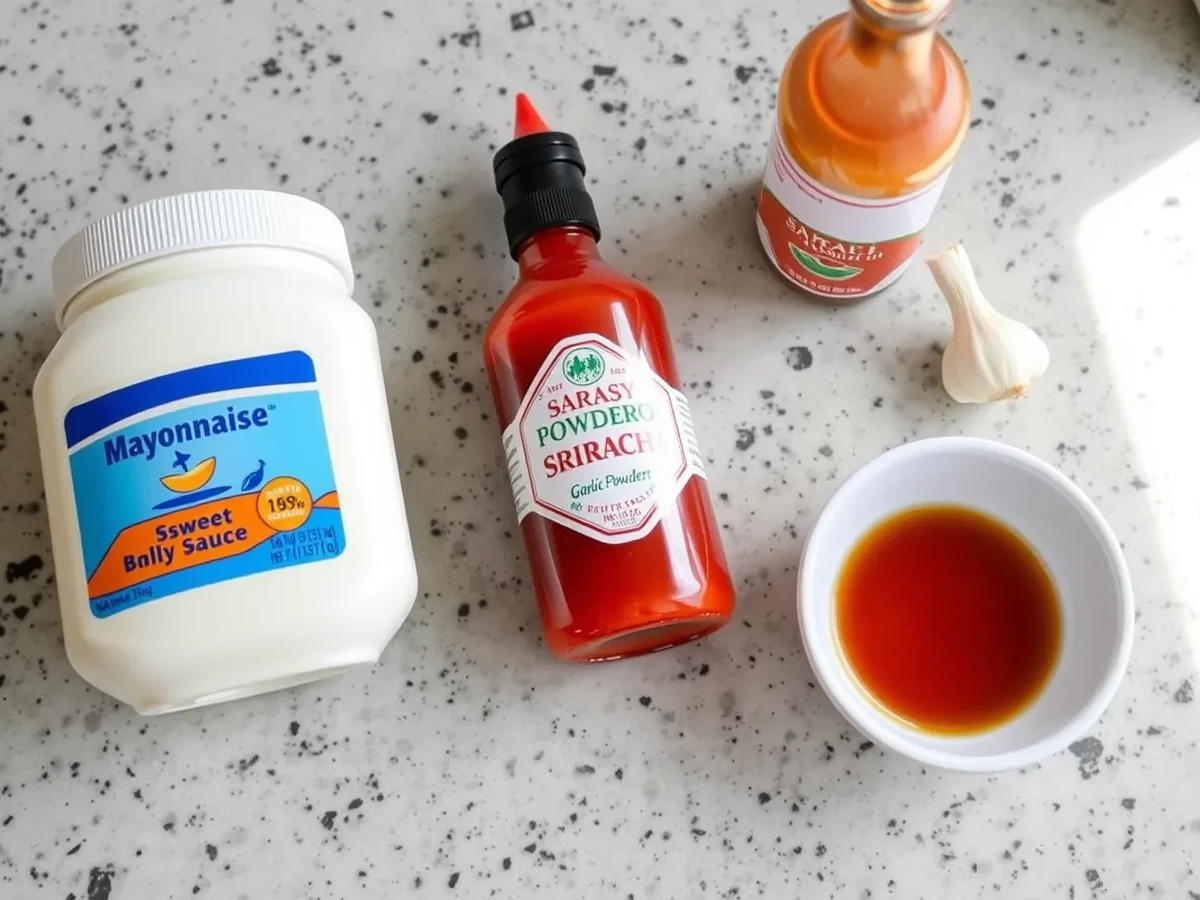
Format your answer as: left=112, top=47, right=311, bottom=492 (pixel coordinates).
left=1076, top=139, right=1199, bottom=640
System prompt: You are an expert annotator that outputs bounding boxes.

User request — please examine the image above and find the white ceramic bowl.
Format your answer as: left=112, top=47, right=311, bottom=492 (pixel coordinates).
left=798, top=437, right=1133, bottom=773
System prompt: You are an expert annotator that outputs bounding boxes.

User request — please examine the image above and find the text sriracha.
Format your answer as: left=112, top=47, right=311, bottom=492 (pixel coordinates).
left=537, top=382, right=660, bottom=478
left=122, top=507, right=249, bottom=573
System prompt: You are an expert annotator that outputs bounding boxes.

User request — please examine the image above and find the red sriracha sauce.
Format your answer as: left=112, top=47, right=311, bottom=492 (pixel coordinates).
left=483, top=95, right=736, bottom=661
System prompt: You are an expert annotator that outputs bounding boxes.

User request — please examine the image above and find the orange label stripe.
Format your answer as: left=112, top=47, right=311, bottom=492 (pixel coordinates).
left=87, top=490, right=339, bottom=597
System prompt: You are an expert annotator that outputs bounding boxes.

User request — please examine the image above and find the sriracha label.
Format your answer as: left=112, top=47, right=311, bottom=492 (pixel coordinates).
left=756, top=125, right=950, bottom=299
left=502, top=334, right=706, bottom=544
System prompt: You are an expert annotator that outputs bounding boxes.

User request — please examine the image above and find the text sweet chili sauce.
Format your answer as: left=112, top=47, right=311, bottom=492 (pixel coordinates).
left=483, top=95, right=736, bottom=662
left=757, top=0, right=969, bottom=302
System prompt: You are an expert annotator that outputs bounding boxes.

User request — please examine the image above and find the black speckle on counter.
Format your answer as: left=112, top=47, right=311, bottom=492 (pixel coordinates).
left=422, top=111, right=439, bottom=124
left=236, top=753, right=259, bottom=773
left=735, top=427, right=755, bottom=451
left=786, top=346, right=814, bottom=371
left=457, top=602, right=470, bottom=617
left=5, top=554, right=43, bottom=582
left=319, top=810, right=337, bottom=830
left=1068, top=737, right=1104, bottom=780
left=448, top=871, right=461, bottom=888
left=757, top=792, right=771, bottom=805
left=1174, top=680, right=1193, bottom=703
left=260, top=57, right=281, bottom=77
left=205, top=843, right=218, bottom=861
left=734, top=65, right=756, bottom=83
left=86, top=866, right=114, bottom=900
left=509, top=10, right=534, bottom=31
left=447, top=27, right=482, bottom=48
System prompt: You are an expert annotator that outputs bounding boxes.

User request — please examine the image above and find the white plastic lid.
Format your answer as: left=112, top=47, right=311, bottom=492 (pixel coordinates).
left=52, top=189, right=355, bottom=327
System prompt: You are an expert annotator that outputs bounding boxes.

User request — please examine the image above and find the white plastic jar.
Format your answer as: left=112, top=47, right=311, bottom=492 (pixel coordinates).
left=33, top=189, right=418, bottom=714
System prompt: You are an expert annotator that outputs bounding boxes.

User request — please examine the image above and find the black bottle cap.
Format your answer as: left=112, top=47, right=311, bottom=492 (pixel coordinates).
left=492, top=94, right=601, bottom=259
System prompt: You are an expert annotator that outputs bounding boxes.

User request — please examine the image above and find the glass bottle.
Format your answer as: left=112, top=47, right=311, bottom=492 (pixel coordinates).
left=484, top=96, right=736, bottom=662
left=756, top=0, right=970, bottom=302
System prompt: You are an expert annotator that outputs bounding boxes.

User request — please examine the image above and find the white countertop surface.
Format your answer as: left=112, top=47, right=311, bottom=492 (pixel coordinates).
left=2, top=1, right=1199, bottom=897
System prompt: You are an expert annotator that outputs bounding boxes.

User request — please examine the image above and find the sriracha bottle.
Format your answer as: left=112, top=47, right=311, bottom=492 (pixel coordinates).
left=483, top=95, right=736, bottom=662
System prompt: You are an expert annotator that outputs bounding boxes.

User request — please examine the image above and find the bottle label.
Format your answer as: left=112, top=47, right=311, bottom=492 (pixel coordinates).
left=64, top=351, right=346, bottom=619
left=502, top=333, right=706, bottom=545
left=756, top=125, right=950, bottom=298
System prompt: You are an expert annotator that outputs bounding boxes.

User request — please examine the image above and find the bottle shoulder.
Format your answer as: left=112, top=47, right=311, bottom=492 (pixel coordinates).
left=776, top=16, right=969, bottom=197
left=486, top=258, right=665, bottom=347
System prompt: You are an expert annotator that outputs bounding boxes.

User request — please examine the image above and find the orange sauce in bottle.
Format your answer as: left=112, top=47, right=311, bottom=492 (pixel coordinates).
left=757, top=0, right=970, bottom=302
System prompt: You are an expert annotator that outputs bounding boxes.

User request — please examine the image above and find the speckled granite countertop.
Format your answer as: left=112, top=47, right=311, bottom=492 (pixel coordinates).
left=2, top=1, right=1199, bottom=897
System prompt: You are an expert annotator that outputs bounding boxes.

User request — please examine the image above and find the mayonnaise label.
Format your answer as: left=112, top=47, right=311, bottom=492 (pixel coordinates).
left=64, top=350, right=345, bottom=618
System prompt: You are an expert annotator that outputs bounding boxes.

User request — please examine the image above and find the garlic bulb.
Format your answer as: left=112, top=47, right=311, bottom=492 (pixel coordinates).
left=926, top=243, right=1050, bottom=403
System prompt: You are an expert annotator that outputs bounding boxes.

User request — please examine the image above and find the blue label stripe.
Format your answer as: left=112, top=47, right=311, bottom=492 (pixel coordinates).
left=65, top=351, right=316, bottom=448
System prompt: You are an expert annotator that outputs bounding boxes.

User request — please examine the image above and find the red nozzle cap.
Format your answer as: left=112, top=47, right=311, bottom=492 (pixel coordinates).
left=513, top=92, right=550, bottom=138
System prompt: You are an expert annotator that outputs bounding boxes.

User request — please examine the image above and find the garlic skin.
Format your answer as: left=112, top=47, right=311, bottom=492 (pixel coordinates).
left=926, top=243, right=1050, bottom=403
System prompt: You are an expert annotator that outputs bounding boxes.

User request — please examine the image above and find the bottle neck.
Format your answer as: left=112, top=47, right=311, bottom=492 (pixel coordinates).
left=846, top=0, right=940, bottom=67
left=61, top=246, right=349, bottom=329
left=515, top=227, right=601, bottom=276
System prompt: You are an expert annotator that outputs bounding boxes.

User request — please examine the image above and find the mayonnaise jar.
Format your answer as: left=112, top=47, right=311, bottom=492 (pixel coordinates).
left=33, top=189, right=418, bottom=714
